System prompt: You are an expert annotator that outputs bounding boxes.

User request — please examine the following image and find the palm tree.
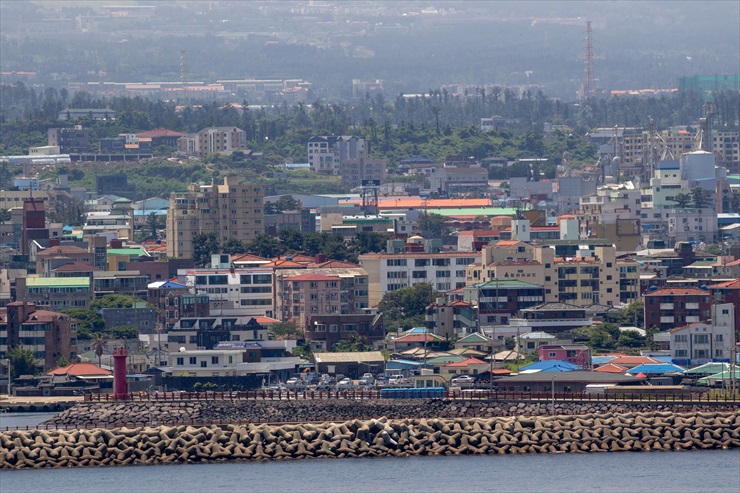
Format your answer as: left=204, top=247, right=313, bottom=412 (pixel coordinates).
left=90, top=332, right=108, bottom=368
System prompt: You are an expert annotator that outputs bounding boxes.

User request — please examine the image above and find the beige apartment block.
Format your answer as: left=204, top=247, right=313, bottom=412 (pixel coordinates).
left=166, top=176, right=263, bottom=259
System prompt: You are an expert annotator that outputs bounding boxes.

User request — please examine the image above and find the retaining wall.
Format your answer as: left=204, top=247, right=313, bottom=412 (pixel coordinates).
left=2, top=411, right=738, bottom=469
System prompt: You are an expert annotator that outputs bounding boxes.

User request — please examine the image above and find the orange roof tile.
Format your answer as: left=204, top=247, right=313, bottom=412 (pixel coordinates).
left=48, top=363, right=112, bottom=377
left=644, top=287, right=710, bottom=296
left=444, top=357, right=488, bottom=367
left=709, top=279, right=740, bottom=288
left=594, top=363, right=628, bottom=373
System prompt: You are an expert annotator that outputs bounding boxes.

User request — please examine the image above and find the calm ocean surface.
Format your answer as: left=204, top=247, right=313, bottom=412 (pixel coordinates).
left=2, top=413, right=739, bottom=493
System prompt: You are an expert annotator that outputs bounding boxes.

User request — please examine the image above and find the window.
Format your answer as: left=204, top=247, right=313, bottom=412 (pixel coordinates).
left=329, top=324, right=338, bottom=332
left=548, top=352, right=556, bottom=357
left=200, top=361, right=207, bottom=368
left=675, top=349, right=687, bottom=357
left=715, top=349, right=724, bottom=357
left=189, top=357, right=197, bottom=365
left=412, top=271, right=427, bottom=278
left=694, top=334, right=709, bottom=344
left=715, top=334, right=723, bottom=342
left=387, top=259, right=407, bottom=267
left=176, top=357, right=184, bottom=366
left=211, top=356, right=219, bottom=364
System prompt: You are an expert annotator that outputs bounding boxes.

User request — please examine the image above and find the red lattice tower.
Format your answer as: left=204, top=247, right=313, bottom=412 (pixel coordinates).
left=583, top=20, right=595, bottom=99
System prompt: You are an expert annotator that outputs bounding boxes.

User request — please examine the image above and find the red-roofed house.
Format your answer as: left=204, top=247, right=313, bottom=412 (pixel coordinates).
left=387, top=332, right=445, bottom=352
left=593, top=363, right=628, bottom=373
left=442, top=357, right=489, bottom=376
left=48, top=363, right=112, bottom=378
left=643, top=287, right=711, bottom=331
left=607, top=355, right=662, bottom=369
left=135, top=129, right=185, bottom=148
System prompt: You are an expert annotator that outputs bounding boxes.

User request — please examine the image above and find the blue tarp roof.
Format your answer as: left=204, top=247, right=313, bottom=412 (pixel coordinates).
left=626, top=363, right=686, bottom=374
left=519, top=360, right=580, bottom=372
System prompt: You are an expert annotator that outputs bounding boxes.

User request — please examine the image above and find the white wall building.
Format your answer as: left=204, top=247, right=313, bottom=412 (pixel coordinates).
left=669, top=303, right=735, bottom=366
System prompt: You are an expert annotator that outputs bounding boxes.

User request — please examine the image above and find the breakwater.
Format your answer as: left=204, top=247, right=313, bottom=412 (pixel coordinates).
left=41, top=399, right=740, bottom=428
left=2, top=411, right=738, bottom=469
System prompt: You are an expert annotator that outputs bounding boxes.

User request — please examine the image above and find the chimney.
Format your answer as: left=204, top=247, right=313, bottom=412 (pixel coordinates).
left=315, top=254, right=328, bottom=264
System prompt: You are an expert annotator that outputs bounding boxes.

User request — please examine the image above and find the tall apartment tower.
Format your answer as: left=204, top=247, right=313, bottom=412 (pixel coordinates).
left=22, top=197, right=49, bottom=255
left=166, top=176, right=264, bottom=260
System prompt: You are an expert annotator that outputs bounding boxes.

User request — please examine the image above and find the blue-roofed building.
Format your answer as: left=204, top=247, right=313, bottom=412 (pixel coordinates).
left=386, top=359, right=424, bottom=374
left=518, top=360, right=579, bottom=373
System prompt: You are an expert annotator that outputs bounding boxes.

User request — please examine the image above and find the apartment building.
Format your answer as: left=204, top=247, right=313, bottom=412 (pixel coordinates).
left=307, top=135, right=386, bottom=188
left=643, top=287, right=712, bottom=331
left=577, top=182, right=641, bottom=251
left=0, top=301, right=77, bottom=372
left=425, top=298, right=477, bottom=339
left=305, top=313, right=385, bottom=352
left=166, top=176, right=264, bottom=259
left=176, top=127, right=248, bottom=158
left=708, top=279, right=740, bottom=333
left=618, top=259, right=640, bottom=304
left=359, top=251, right=481, bottom=306
left=274, top=266, right=369, bottom=328
left=15, top=277, right=91, bottom=311
left=167, top=315, right=269, bottom=350
left=670, top=303, right=735, bottom=366
left=462, top=279, right=545, bottom=326
left=554, top=246, right=620, bottom=306
left=47, top=126, right=90, bottom=153
left=181, top=266, right=274, bottom=318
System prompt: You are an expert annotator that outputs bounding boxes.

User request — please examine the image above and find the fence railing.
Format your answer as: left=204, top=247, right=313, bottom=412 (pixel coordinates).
left=80, top=389, right=740, bottom=404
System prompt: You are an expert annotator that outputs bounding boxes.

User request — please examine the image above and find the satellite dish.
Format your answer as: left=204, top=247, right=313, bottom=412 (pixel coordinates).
left=179, top=347, right=186, bottom=352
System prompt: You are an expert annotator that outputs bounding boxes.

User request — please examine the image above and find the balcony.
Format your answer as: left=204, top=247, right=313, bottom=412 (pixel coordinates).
left=660, top=303, right=674, bottom=310
left=685, top=316, right=700, bottom=323
left=660, top=316, right=674, bottom=323
left=685, top=303, right=699, bottom=310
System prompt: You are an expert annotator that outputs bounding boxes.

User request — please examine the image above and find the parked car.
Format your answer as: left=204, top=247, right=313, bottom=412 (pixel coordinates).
left=387, top=375, right=413, bottom=387
left=358, top=373, right=374, bottom=387
left=336, top=378, right=356, bottom=390
left=285, top=378, right=306, bottom=390
left=451, top=375, right=476, bottom=385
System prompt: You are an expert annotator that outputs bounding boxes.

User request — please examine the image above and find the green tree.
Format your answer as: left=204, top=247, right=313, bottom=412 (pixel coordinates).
left=417, top=212, right=450, bottom=238
left=351, top=231, right=388, bottom=255
left=264, top=195, right=302, bottom=215
left=332, top=332, right=371, bottom=352
left=109, top=325, right=139, bottom=339
left=221, top=237, right=247, bottom=255
left=704, top=243, right=723, bottom=255
left=269, top=321, right=303, bottom=340
left=672, top=193, right=692, bottom=208
left=730, top=190, right=740, bottom=213
left=245, top=233, right=287, bottom=259
left=278, top=228, right=304, bottom=252
left=8, top=346, right=39, bottom=378
left=89, top=294, right=139, bottom=311
left=61, top=308, right=105, bottom=339
left=145, top=211, right=161, bottom=240
left=379, top=283, right=439, bottom=331
left=690, top=187, right=712, bottom=209
left=54, top=356, right=70, bottom=369
left=646, top=325, right=660, bottom=351
left=617, top=329, right=646, bottom=348
left=192, top=232, right=220, bottom=267
left=90, top=332, right=109, bottom=368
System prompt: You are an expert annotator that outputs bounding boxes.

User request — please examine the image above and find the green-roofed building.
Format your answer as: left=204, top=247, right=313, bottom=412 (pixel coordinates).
left=17, top=276, right=92, bottom=310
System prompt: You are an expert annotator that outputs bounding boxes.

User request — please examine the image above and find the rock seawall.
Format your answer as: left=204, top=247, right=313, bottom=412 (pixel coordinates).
left=43, top=399, right=740, bottom=427
left=3, top=411, right=738, bottom=469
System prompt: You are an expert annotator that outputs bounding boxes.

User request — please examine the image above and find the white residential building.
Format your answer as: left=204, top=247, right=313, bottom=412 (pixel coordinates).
left=179, top=266, right=274, bottom=318
left=359, top=251, right=481, bottom=306
left=669, top=303, right=735, bottom=366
